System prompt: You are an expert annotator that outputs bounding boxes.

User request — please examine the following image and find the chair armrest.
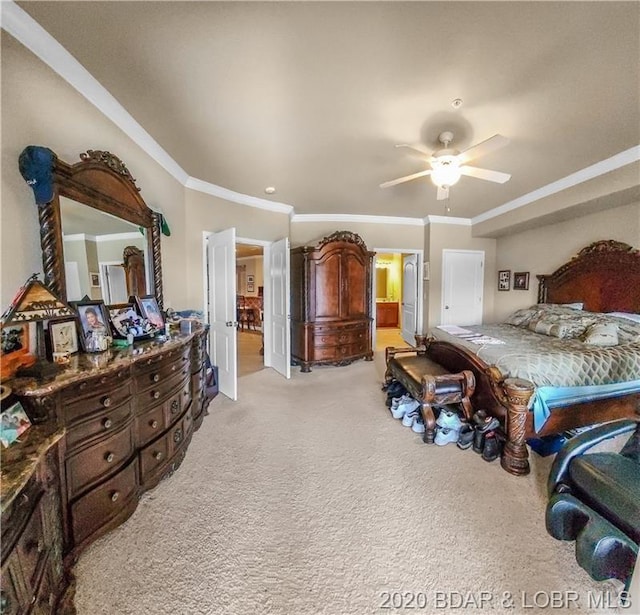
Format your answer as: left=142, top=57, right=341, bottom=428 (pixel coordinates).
left=385, top=345, right=419, bottom=365
left=547, top=419, right=640, bottom=497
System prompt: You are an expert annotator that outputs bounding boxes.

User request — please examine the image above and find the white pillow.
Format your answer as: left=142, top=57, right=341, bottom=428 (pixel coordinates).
left=582, top=323, right=619, bottom=346
left=563, top=302, right=584, bottom=310
left=607, top=312, right=640, bottom=324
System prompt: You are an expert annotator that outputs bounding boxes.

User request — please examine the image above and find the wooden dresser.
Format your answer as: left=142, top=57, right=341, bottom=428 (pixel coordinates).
left=290, top=231, right=374, bottom=372
left=0, top=327, right=210, bottom=613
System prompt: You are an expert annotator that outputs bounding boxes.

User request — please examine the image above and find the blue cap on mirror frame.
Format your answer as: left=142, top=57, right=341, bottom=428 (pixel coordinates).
left=18, top=146, right=56, bottom=205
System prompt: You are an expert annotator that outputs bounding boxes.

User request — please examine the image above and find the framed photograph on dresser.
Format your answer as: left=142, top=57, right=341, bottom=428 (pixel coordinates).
left=48, top=318, right=79, bottom=355
left=135, top=295, right=165, bottom=330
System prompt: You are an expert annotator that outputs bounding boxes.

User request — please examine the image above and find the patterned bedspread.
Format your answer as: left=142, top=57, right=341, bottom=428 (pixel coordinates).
left=429, top=305, right=640, bottom=388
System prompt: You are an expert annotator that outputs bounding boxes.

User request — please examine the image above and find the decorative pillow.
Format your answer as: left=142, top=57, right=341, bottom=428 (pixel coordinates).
left=562, top=302, right=584, bottom=310
left=504, top=307, right=539, bottom=327
left=582, top=323, right=619, bottom=346
left=527, top=313, right=594, bottom=339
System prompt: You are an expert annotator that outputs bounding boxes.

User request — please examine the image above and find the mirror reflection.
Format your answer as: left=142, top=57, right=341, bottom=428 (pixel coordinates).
left=60, top=197, right=148, bottom=303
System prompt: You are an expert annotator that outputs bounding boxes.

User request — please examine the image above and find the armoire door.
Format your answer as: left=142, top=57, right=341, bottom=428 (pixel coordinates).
left=312, top=248, right=342, bottom=321
left=343, top=249, right=368, bottom=319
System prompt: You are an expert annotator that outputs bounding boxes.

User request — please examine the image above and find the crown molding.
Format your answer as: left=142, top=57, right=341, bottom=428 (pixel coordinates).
left=424, top=215, right=472, bottom=226
left=291, top=213, right=424, bottom=226
left=63, top=233, right=95, bottom=243
left=96, top=232, right=143, bottom=243
left=185, top=177, right=293, bottom=214
left=472, top=146, right=640, bottom=225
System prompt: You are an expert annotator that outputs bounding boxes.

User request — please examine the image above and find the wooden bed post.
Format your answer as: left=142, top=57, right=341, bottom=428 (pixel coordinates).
left=501, top=378, right=535, bottom=476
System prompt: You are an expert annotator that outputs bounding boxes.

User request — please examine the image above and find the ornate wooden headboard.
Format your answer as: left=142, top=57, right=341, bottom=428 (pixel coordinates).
left=537, top=240, right=640, bottom=313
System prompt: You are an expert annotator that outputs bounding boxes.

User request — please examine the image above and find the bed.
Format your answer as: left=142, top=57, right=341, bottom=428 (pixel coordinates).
left=420, top=240, right=640, bottom=476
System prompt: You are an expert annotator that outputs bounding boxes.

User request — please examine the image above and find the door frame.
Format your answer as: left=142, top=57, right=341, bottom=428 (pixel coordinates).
left=371, top=247, right=424, bottom=350
left=201, top=232, right=279, bottom=375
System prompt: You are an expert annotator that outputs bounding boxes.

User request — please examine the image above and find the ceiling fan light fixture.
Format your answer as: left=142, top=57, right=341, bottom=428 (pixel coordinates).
left=430, top=157, right=461, bottom=188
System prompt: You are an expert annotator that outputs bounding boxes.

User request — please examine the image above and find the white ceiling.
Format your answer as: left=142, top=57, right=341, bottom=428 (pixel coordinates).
left=14, top=1, right=640, bottom=222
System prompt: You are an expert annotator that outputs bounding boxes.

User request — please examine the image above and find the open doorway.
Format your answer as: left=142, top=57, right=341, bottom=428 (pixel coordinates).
left=373, top=249, right=423, bottom=350
left=235, top=242, right=265, bottom=378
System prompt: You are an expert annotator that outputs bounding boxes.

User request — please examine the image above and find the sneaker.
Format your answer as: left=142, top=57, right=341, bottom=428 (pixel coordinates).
left=391, top=395, right=413, bottom=419
left=482, top=432, right=501, bottom=462
left=412, top=414, right=425, bottom=434
left=401, top=401, right=421, bottom=427
left=457, top=425, right=475, bottom=450
left=434, top=426, right=460, bottom=446
left=436, top=408, right=463, bottom=430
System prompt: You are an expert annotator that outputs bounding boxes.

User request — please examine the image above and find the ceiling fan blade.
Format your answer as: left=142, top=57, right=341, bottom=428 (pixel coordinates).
left=436, top=185, right=449, bottom=201
left=380, top=169, right=432, bottom=189
left=460, top=165, right=511, bottom=184
left=395, top=143, right=432, bottom=158
left=458, top=134, right=509, bottom=164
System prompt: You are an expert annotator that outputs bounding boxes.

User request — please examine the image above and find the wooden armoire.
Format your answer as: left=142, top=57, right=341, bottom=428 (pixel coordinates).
left=290, top=231, right=374, bottom=372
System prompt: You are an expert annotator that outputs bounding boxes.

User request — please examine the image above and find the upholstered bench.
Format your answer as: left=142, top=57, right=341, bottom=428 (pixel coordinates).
left=385, top=343, right=476, bottom=443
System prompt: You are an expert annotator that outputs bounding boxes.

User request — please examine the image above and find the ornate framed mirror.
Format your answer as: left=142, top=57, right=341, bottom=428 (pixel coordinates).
left=22, top=148, right=164, bottom=309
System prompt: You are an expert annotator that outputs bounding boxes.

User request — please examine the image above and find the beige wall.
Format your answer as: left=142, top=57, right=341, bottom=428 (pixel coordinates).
left=1, top=36, right=186, bottom=310
left=493, top=201, right=640, bottom=322
left=290, top=221, right=424, bottom=252
left=184, top=190, right=290, bottom=310
left=237, top=256, right=264, bottom=297
left=427, top=224, right=497, bottom=328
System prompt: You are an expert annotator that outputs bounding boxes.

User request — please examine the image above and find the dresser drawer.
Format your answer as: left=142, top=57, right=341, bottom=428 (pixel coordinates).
left=164, top=379, right=191, bottom=426
left=1, top=551, right=26, bottom=615
left=61, top=368, right=130, bottom=403
left=71, top=458, right=138, bottom=547
left=313, top=342, right=368, bottom=362
left=136, top=370, right=190, bottom=414
left=66, top=401, right=133, bottom=452
left=66, top=422, right=135, bottom=499
left=135, top=403, right=166, bottom=447
left=139, top=434, right=170, bottom=479
left=314, top=327, right=368, bottom=346
left=15, top=496, right=45, bottom=591
left=133, top=347, right=190, bottom=383
left=62, top=380, right=132, bottom=426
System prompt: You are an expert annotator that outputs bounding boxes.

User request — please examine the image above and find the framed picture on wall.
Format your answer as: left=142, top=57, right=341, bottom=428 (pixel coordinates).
left=513, top=271, right=530, bottom=290
left=90, top=272, right=100, bottom=288
left=498, top=270, right=511, bottom=291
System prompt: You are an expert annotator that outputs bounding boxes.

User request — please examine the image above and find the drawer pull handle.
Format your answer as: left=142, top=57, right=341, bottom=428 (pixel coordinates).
left=150, top=420, right=159, bottom=429
left=79, top=382, right=88, bottom=391
left=20, top=493, right=29, bottom=505
left=102, top=396, right=112, bottom=408
left=172, top=365, right=177, bottom=371
left=153, top=451, right=163, bottom=461
left=110, top=491, right=120, bottom=503
left=100, top=376, right=108, bottom=384
left=173, top=428, right=183, bottom=444
left=103, top=418, right=113, bottom=429
left=152, top=391, right=160, bottom=400
left=171, top=400, right=179, bottom=414
left=152, top=373, right=160, bottom=382
left=105, top=452, right=115, bottom=463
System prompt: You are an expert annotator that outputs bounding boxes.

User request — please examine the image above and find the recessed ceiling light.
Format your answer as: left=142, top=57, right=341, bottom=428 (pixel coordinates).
left=451, top=98, right=463, bottom=109
left=265, top=186, right=276, bottom=194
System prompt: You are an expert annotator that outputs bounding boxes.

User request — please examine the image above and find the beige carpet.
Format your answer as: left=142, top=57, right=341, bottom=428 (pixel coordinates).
left=74, top=357, right=623, bottom=615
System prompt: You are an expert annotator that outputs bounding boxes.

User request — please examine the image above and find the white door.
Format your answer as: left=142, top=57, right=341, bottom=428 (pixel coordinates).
left=266, top=237, right=290, bottom=379
left=101, top=264, right=128, bottom=304
left=441, top=250, right=484, bottom=325
left=401, top=254, right=419, bottom=344
left=207, top=228, right=238, bottom=400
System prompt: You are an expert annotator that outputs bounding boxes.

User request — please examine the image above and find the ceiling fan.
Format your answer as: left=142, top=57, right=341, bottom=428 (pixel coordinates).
left=380, top=131, right=511, bottom=200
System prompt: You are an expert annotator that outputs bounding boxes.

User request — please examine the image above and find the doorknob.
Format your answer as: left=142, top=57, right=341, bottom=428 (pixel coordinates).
left=225, top=321, right=238, bottom=327
left=445, top=306, right=450, bottom=309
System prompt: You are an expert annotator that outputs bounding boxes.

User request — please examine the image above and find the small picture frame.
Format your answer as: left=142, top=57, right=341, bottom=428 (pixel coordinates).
left=1, top=324, right=30, bottom=379
left=498, top=270, right=511, bottom=291
left=0, top=400, right=31, bottom=448
left=107, top=303, right=141, bottom=338
left=135, top=295, right=164, bottom=330
left=513, top=271, right=530, bottom=291
left=71, top=300, right=111, bottom=352
left=48, top=318, right=79, bottom=355
left=90, top=272, right=101, bottom=288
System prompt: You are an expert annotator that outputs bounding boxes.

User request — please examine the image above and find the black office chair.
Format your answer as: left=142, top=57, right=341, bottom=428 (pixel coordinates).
left=546, top=419, right=640, bottom=591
